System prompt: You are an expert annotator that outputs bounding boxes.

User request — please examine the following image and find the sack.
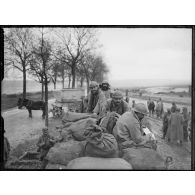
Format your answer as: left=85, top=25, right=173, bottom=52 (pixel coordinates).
left=46, top=163, right=67, bottom=170
left=62, top=112, right=92, bottom=123
left=46, top=140, right=86, bottom=166
left=67, top=157, right=132, bottom=170
left=100, top=112, right=120, bottom=134
left=122, top=148, right=166, bottom=170
left=84, top=125, right=119, bottom=158
left=68, top=118, right=97, bottom=141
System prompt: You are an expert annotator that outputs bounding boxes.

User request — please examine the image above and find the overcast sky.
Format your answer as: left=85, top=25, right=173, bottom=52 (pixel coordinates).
left=98, top=28, right=192, bottom=84
left=6, top=27, right=192, bottom=87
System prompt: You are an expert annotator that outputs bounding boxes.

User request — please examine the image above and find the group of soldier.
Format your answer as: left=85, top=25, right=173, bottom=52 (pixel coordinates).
left=3, top=80, right=191, bottom=168
left=162, top=102, right=191, bottom=145
left=84, top=80, right=156, bottom=151
left=85, top=80, right=191, bottom=148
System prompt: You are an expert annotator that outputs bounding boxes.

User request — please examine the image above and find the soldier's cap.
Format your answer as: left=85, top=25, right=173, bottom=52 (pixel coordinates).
left=102, top=80, right=109, bottom=84
left=132, top=103, right=148, bottom=115
left=112, top=90, right=123, bottom=99
left=89, top=81, right=99, bottom=88
left=42, top=127, right=48, bottom=132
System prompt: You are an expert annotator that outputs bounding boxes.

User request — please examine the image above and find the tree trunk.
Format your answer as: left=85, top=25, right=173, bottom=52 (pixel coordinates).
left=71, top=64, right=76, bottom=89
left=62, top=76, right=65, bottom=89
left=80, top=77, right=84, bottom=87
left=23, top=67, right=26, bottom=99
left=45, top=77, right=48, bottom=127
left=41, top=77, right=44, bottom=100
left=68, top=74, right=71, bottom=88
left=86, top=77, right=90, bottom=94
left=54, top=82, right=56, bottom=89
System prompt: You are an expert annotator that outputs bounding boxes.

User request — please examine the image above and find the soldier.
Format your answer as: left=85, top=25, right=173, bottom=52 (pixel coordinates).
left=87, top=81, right=107, bottom=119
left=37, top=127, right=56, bottom=169
left=113, top=103, right=156, bottom=150
left=99, top=80, right=111, bottom=100
left=182, top=107, right=190, bottom=142
left=105, top=90, right=129, bottom=115
left=171, top=102, right=177, bottom=113
left=156, top=98, right=164, bottom=119
left=147, top=97, right=155, bottom=117
left=162, top=108, right=171, bottom=139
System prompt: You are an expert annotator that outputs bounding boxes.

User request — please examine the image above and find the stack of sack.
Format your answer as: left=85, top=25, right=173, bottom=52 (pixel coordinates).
left=45, top=111, right=169, bottom=170
left=122, top=147, right=167, bottom=170
left=45, top=112, right=133, bottom=169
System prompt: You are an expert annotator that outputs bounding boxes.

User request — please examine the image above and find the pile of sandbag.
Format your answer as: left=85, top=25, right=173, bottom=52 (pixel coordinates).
left=122, top=147, right=166, bottom=170
left=62, top=112, right=93, bottom=123
left=66, top=118, right=97, bottom=141
left=67, top=157, right=132, bottom=170
left=46, top=163, right=67, bottom=170
left=46, top=140, right=86, bottom=166
left=84, top=125, right=119, bottom=158
left=99, top=112, right=120, bottom=134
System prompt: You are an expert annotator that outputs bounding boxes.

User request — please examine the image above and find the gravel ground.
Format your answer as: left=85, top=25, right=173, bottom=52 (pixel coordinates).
left=148, top=117, right=191, bottom=170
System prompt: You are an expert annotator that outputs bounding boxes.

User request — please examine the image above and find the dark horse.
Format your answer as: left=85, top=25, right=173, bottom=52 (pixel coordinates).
left=17, top=98, right=45, bottom=119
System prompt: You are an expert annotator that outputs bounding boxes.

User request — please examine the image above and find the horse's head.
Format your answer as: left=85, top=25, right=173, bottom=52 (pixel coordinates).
left=17, top=98, right=23, bottom=109
left=17, top=98, right=28, bottom=109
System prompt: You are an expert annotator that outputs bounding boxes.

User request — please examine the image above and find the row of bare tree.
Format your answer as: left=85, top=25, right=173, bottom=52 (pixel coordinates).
left=4, top=28, right=109, bottom=98
left=4, top=27, right=109, bottom=126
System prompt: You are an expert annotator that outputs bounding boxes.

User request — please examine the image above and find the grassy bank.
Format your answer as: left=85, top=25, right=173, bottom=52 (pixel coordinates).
left=1, top=91, right=55, bottom=111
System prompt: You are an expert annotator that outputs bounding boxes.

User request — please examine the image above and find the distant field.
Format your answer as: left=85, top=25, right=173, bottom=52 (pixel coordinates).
left=2, top=80, right=65, bottom=94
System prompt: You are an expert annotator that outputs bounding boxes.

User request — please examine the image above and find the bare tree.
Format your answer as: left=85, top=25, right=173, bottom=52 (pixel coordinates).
left=30, top=28, right=53, bottom=127
left=4, top=28, right=33, bottom=98
left=54, top=28, right=98, bottom=88
left=79, top=52, right=109, bottom=92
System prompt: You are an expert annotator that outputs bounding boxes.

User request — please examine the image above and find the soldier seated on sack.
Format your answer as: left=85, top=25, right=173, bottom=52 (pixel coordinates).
left=36, top=127, right=57, bottom=168
left=113, top=103, right=156, bottom=150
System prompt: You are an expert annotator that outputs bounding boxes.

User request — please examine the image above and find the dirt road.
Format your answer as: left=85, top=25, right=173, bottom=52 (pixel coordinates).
left=2, top=99, right=55, bottom=149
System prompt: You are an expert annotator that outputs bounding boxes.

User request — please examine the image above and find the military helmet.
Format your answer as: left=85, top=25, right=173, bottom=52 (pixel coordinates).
left=132, top=103, right=148, bottom=115
left=89, top=81, right=98, bottom=88
left=42, top=127, right=48, bottom=133
left=112, top=90, right=123, bottom=99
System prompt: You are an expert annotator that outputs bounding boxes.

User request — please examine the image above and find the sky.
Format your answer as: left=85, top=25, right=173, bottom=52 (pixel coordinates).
left=98, top=28, right=192, bottom=86
left=5, top=27, right=192, bottom=87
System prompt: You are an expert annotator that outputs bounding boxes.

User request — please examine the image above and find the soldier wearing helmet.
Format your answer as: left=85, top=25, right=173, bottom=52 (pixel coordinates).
left=87, top=81, right=107, bottom=118
left=113, top=103, right=155, bottom=150
left=105, top=90, right=129, bottom=115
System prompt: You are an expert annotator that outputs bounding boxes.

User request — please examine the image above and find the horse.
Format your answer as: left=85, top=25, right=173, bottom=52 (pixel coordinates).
left=17, top=98, right=45, bottom=119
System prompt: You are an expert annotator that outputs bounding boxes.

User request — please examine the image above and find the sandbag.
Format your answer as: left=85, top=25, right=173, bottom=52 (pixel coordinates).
left=62, top=112, right=92, bottom=123
left=46, top=140, right=86, bottom=166
left=67, top=157, right=132, bottom=170
left=46, top=163, right=67, bottom=170
left=100, top=112, right=120, bottom=134
left=84, top=125, right=119, bottom=158
left=68, top=118, right=97, bottom=141
left=122, top=148, right=166, bottom=170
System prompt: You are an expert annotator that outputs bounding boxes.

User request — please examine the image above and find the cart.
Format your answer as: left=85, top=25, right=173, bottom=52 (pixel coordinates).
left=51, top=88, right=86, bottom=118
